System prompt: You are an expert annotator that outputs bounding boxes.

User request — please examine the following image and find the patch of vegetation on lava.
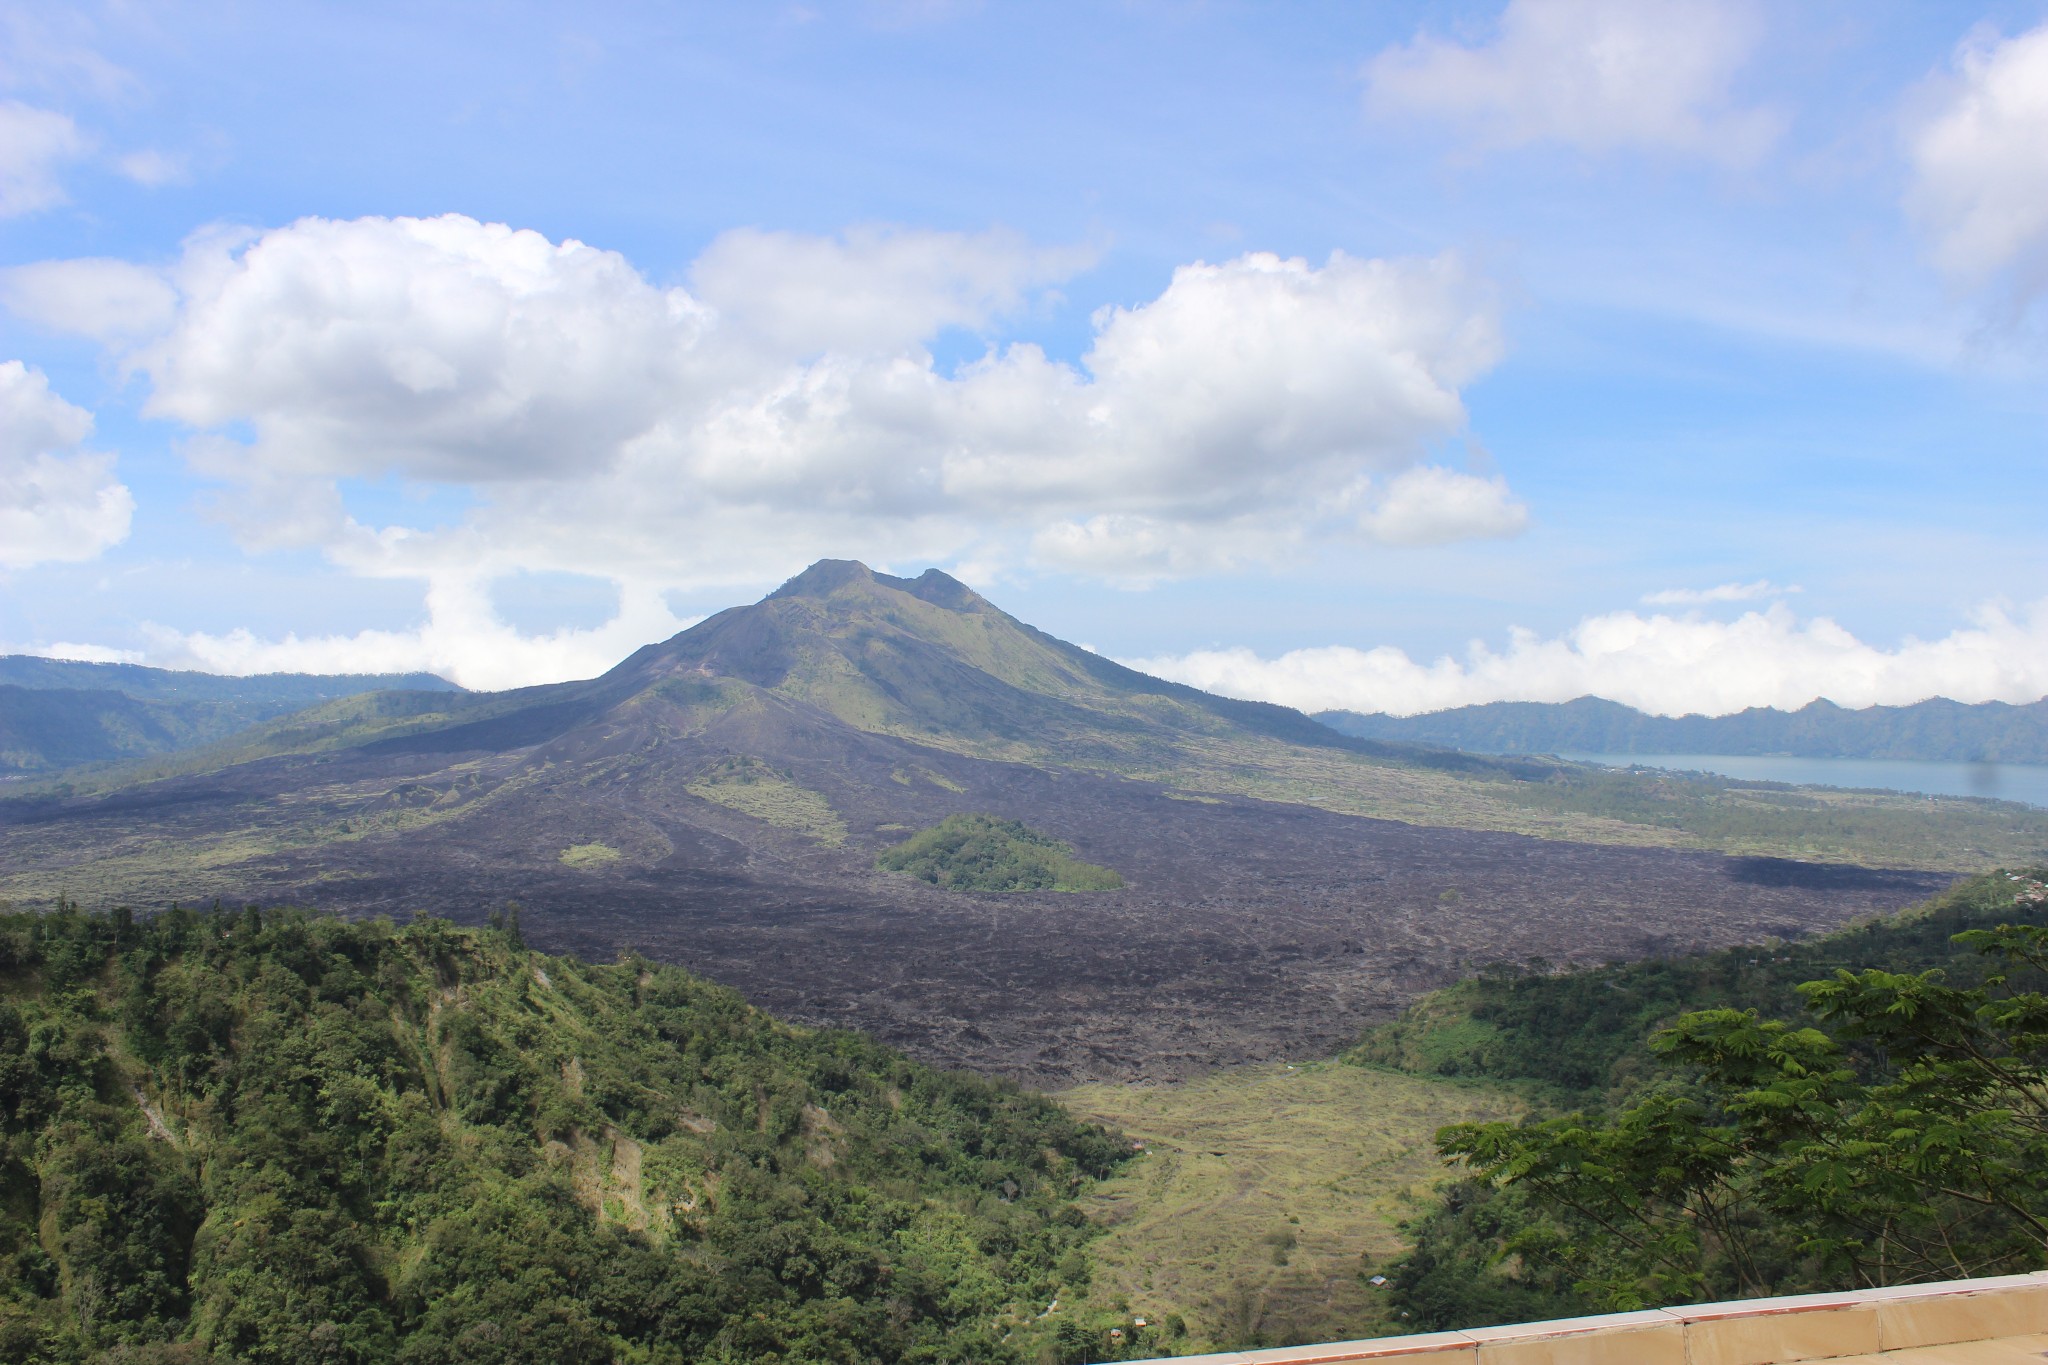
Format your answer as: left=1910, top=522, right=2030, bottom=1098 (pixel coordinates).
left=685, top=754, right=847, bottom=845
left=878, top=813, right=1123, bottom=892
left=558, top=841, right=623, bottom=868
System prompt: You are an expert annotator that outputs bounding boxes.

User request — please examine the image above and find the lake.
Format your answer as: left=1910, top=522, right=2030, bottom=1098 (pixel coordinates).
left=1560, top=753, right=2048, bottom=811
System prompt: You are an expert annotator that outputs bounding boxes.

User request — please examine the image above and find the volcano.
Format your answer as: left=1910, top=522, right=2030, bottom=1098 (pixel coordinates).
left=0, top=561, right=1951, bottom=1082
left=348, top=557, right=1422, bottom=768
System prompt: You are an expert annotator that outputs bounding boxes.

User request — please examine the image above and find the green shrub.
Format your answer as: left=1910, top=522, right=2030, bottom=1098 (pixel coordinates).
left=877, top=814, right=1124, bottom=892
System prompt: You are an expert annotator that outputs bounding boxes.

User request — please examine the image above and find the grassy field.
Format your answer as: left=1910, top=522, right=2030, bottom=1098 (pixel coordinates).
left=1058, top=1061, right=1523, bottom=1354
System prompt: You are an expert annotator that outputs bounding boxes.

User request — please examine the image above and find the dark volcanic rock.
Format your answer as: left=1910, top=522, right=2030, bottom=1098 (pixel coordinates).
left=2, top=727, right=1952, bottom=1085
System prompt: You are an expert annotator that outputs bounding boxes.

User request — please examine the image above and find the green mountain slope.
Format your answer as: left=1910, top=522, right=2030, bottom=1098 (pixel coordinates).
left=0, top=903, right=1126, bottom=1364
left=32, top=549, right=1335, bottom=792
left=1319, top=695, right=2048, bottom=764
left=0, top=685, right=233, bottom=774
left=0, top=658, right=463, bottom=776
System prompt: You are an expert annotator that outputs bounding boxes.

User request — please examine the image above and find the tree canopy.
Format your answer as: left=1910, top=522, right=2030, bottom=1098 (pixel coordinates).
left=1377, top=870, right=2048, bottom=1325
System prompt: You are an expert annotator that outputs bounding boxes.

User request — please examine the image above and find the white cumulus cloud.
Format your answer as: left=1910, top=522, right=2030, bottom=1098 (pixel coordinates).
left=1363, top=0, right=1778, bottom=163
left=938, top=250, right=1503, bottom=518
left=9, top=214, right=1515, bottom=593
left=1127, top=599, right=2048, bottom=718
left=138, top=216, right=704, bottom=485
left=0, top=360, right=132, bottom=570
left=1905, top=20, right=2048, bottom=297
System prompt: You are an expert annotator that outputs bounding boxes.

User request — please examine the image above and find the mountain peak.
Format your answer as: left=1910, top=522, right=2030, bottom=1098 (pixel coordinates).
left=587, top=553, right=1365, bottom=766
left=768, top=559, right=877, bottom=600
left=768, top=559, right=987, bottom=614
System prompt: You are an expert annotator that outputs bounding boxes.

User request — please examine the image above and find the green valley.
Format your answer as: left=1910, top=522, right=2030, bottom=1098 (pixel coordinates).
left=1018, top=870, right=2048, bottom=1353
left=2, top=574, right=2045, bottom=1360
left=1057, top=1062, right=1521, bottom=1355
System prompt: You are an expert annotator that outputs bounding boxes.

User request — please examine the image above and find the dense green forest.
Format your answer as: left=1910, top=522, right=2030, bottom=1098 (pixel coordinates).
left=1358, top=870, right=2048, bottom=1329
left=877, top=816, right=1123, bottom=893
left=1319, top=695, right=2048, bottom=764
left=0, top=903, right=1132, bottom=1364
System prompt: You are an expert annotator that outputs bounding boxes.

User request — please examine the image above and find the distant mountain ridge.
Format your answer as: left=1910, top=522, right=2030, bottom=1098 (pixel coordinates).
left=0, top=654, right=460, bottom=702
left=0, top=655, right=461, bottom=774
left=1317, top=695, right=2048, bottom=764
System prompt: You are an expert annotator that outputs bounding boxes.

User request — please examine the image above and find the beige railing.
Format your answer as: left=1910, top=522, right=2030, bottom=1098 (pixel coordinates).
left=1128, top=1270, right=2048, bottom=1363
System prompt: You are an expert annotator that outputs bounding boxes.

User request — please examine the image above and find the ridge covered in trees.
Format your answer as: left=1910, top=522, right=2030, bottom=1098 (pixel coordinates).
left=1358, top=871, right=2048, bottom=1330
left=0, top=903, right=1129, bottom=1363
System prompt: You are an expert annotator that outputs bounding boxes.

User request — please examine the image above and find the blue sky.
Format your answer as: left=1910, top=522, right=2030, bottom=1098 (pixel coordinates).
left=1, top=0, right=2045, bottom=714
